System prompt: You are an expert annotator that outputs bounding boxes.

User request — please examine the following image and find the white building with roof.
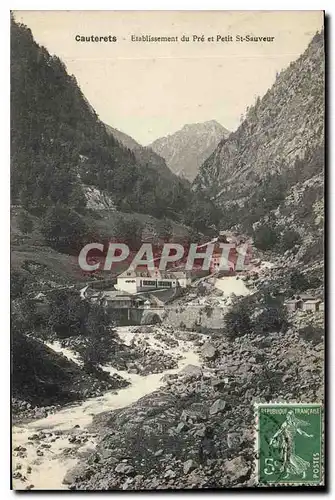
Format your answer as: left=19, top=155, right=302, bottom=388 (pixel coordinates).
left=115, top=269, right=191, bottom=294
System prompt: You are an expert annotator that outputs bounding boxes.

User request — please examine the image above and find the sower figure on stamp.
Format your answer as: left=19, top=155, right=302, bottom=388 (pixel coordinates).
left=269, top=410, right=314, bottom=479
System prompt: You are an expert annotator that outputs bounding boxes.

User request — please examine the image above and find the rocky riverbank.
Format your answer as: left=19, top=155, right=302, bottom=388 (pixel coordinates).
left=12, top=326, right=204, bottom=490
left=12, top=334, right=129, bottom=424
left=69, top=327, right=323, bottom=490
left=12, top=285, right=324, bottom=490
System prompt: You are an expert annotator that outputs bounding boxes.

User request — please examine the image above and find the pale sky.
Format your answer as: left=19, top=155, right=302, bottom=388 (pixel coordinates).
left=14, top=11, right=323, bottom=145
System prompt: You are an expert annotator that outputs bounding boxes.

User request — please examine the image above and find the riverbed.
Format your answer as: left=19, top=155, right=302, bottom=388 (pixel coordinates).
left=12, top=327, right=202, bottom=490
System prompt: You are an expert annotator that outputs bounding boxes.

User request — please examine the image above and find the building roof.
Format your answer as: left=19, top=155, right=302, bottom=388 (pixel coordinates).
left=106, top=296, right=132, bottom=302
left=118, top=269, right=158, bottom=279
left=298, top=294, right=317, bottom=301
left=118, top=269, right=185, bottom=280
left=169, top=270, right=191, bottom=278
left=303, top=299, right=321, bottom=304
left=101, top=290, right=133, bottom=300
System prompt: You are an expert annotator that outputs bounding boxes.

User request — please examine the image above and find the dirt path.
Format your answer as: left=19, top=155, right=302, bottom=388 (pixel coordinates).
left=12, top=327, right=201, bottom=490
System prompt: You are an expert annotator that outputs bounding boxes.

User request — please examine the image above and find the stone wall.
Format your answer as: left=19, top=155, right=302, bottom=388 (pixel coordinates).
left=163, top=306, right=226, bottom=330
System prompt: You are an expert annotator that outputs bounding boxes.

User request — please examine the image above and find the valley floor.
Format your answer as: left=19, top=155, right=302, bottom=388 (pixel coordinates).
left=12, top=260, right=324, bottom=490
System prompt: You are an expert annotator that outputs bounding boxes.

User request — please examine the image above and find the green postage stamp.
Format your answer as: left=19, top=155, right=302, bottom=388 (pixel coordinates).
left=256, top=403, right=323, bottom=486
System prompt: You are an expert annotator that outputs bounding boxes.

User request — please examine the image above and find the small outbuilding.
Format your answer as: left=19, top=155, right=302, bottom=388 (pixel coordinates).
left=302, top=299, right=322, bottom=313
left=284, top=299, right=303, bottom=312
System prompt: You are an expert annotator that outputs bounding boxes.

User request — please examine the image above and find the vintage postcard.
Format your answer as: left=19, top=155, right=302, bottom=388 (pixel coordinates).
left=11, top=11, right=325, bottom=490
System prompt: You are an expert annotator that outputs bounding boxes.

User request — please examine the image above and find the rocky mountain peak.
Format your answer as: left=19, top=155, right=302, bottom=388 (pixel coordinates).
left=149, top=121, right=230, bottom=181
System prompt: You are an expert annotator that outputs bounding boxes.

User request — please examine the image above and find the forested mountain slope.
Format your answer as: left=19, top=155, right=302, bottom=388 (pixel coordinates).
left=194, top=32, right=324, bottom=202
left=105, top=124, right=191, bottom=202
left=11, top=14, right=223, bottom=283
left=10, top=17, right=200, bottom=222
left=193, top=31, right=324, bottom=265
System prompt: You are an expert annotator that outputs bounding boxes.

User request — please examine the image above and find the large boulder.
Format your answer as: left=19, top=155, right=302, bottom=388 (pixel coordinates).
left=227, top=431, right=242, bottom=449
left=115, top=463, right=135, bottom=475
left=180, top=364, right=203, bottom=378
left=209, top=398, right=226, bottom=415
left=62, top=466, right=83, bottom=485
left=223, top=455, right=250, bottom=480
left=201, top=342, right=217, bottom=360
left=183, top=459, right=196, bottom=475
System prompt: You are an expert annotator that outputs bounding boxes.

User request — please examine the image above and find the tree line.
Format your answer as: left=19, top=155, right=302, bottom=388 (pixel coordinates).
left=11, top=15, right=221, bottom=252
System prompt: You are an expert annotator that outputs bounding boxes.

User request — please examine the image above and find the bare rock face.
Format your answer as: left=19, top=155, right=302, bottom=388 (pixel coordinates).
left=192, top=32, right=324, bottom=268
left=194, top=33, right=324, bottom=200
left=149, top=121, right=230, bottom=181
left=83, top=186, right=116, bottom=211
